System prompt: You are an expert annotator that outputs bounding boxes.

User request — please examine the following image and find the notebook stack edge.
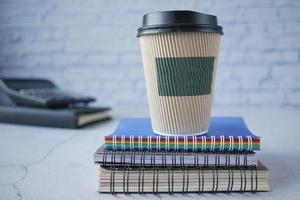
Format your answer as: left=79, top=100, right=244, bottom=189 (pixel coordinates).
left=94, top=145, right=258, bottom=167
left=97, top=161, right=270, bottom=193
left=94, top=117, right=269, bottom=194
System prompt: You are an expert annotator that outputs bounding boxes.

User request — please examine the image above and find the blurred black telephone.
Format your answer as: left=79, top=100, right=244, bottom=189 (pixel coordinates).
left=0, top=78, right=95, bottom=108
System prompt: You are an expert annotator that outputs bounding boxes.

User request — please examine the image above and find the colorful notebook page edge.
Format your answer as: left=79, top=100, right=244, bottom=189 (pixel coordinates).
left=104, top=136, right=260, bottom=151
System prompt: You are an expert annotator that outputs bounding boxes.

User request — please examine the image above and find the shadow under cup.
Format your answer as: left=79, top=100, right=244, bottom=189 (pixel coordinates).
left=137, top=11, right=223, bottom=135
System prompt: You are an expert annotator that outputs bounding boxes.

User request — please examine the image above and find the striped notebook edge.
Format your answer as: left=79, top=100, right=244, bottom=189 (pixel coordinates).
left=104, top=135, right=260, bottom=151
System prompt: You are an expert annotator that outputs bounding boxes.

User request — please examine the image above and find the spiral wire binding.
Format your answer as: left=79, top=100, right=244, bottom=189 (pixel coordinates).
left=102, top=149, right=108, bottom=166
left=186, top=167, right=190, bottom=193
left=150, top=151, right=156, bottom=167
left=121, top=165, right=131, bottom=194
left=239, top=169, right=243, bottom=192
left=171, top=152, right=176, bottom=167
left=239, top=169, right=244, bottom=192
left=152, top=167, right=159, bottom=194
left=229, top=136, right=234, bottom=151
left=224, top=152, right=228, bottom=166
left=235, top=153, right=240, bottom=167
left=110, top=134, right=260, bottom=151
left=194, top=152, right=197, bottom=166
left=226, top=169, right=231, bottom=192
left=100, top=149, right=256, bottom=169
left=244, top=154, right=248, bottom=166
left=205, top=154, right=208, bottom=166
left=229, top=169, right=234, bottom=192
left=140, top=151, right=146, bottom=167
left=107, top=166, right=259, bottom=193
left=138, top=166, right=145, bottom=194
left=230, top=168, right=234, bottom=191
left=180, top=159, right=188, bottom=193
left=130, top=150, right=136, bottom=167
left=243, top=168, right=247, bottom=192
left=103, top=134, right=260, bottom=194
left=120, top=150, right=125, bottom=166
left=197, top=167, right=204, bottom=193
left=109, top=165, right=115, bottom=194
left=220, top=135, right=225, bottom=151
left=183, top=136, right=188, bottom=151
left=215, top=153, right=220, bottom=167
left=211, top=168, right=215, bottom=192
left=180, top=153, right=185, bottom=167
left=162, top=151, right=167, bottom=166
left=168, top=166, right=174, bottom=193
left=121, top=135, right=126, bottom=150
left=250, top=167, right=253, bottom=192
left=227, top=152, right=231, bottom=166
left=109, top=149, right=116, bottom=194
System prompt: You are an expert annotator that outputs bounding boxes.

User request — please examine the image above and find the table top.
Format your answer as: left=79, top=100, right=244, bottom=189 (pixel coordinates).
left=0, top=106, right=299, bottom=200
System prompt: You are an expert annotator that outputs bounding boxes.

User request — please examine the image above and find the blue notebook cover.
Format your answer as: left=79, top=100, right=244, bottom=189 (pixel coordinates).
left=105, top=117, right=261, bottom=151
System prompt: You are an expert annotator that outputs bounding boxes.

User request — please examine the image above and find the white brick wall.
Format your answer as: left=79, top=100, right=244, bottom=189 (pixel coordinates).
left=0, top=0, right=299, bottom=107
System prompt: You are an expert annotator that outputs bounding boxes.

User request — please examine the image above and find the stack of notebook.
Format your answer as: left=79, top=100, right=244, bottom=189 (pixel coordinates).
left=94, top=117, right=269, bottom=193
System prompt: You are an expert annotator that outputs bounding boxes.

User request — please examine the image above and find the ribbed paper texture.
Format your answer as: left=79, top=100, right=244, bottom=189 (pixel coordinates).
left=139, top=32, right=221, bottom=135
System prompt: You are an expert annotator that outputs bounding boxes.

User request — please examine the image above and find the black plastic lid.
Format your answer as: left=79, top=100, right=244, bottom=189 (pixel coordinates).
left=137, top=10, right=223, bottom=37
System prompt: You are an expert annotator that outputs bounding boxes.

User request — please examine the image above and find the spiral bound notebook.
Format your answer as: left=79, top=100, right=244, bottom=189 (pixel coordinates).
left=104, top=117, right=261, bottom=151
left=94, top=145, right=257, bottom=167
left=97, top=161, right=269, bottom=193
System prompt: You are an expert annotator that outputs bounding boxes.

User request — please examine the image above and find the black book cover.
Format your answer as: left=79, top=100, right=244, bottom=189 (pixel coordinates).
left=0, top=105, right=111, bottom=129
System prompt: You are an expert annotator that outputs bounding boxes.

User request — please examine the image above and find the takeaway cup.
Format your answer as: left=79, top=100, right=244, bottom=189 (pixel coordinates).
left=137, top=10, right=223, bottom=135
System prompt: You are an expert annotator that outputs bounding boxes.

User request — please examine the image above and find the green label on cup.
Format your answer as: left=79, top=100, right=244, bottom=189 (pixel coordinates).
left=155, top=57, right=215, bottom=96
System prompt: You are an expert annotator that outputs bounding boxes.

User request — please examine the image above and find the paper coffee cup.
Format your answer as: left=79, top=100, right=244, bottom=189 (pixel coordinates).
left=137, top=11, right=223, bottom=135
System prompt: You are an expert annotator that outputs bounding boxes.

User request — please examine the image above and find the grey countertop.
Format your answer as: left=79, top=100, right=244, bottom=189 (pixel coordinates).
left=0, top=106, right=299, bottom=200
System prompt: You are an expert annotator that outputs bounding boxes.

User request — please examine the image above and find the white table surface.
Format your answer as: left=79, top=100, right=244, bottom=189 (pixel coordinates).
left=0, top=105, right=299, bottom=200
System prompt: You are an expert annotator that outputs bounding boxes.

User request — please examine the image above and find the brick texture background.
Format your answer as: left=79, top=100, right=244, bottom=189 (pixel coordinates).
left=0, top=0, right=299, bottom=108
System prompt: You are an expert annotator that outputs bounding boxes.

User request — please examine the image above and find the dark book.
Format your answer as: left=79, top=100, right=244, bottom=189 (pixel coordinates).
left=0, top=105, right=111, bottom=128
